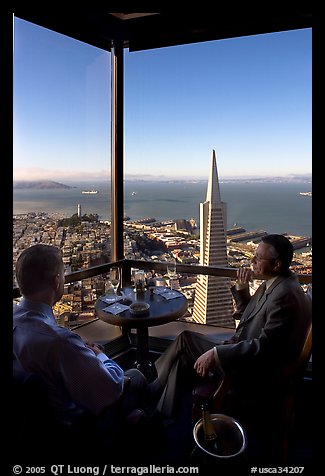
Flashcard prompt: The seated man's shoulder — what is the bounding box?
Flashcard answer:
[44,325,84,351]
[53,325,83,343]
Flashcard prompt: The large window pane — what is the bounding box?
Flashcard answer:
[13,17,111,328]
[124,30,312,327]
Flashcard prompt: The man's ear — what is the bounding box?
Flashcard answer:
[53,274,61,291]
[273,259,281,273]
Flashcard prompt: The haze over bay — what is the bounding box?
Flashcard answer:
[13,179,312,238]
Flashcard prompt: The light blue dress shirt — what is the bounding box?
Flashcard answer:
[13,298,124,425]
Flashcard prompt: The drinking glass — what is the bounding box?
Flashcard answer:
[110,267,120,308]
[167,258,177,289]
[131,267,139,292]
[134,269,146,293]
[146,271,156,296]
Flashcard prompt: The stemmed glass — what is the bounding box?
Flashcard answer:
[110,267,120,309]
[167,258,177,289]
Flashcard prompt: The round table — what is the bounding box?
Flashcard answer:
[95,286,188,381]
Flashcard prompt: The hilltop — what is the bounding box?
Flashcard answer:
[13,180,73,190]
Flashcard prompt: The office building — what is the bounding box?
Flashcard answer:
[192,150,235,327]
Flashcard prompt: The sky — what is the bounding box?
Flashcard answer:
[13,17,312,182]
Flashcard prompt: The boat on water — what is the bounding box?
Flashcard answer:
[299,192,312,196]
[131,191,137,196]
[82,190,99,195]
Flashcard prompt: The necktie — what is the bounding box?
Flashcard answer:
[256,282,266,304]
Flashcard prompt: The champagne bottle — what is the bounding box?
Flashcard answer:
[201,403,219,454]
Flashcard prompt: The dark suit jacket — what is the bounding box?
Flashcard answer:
[216,272,311,396]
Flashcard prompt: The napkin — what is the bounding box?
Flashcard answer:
[102,303,129,315]
[99,294,124,304]
[153,287,168,295]
[160,290,182,300]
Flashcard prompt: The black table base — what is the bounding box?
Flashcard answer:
[134,326,158,382]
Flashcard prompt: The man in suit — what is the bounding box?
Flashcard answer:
[149,234,312,419]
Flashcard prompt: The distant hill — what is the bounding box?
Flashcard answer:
[125,173,312,184]
[13,180,73,190]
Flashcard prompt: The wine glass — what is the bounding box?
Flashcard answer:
[167,258,177,289]
[110,267,120,308]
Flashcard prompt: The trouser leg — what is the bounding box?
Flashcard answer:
[93,369,148,449]
[119,368,148,415]
[154,330,221,418]
[155,330,218,386]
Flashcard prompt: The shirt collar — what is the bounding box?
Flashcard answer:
[18,298,57,324]
[265,276,278,290]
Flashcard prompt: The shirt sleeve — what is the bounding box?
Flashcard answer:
[235,282,249,290]
[54,334,124,416]
[213,346,224,372]
[97,352,125,382]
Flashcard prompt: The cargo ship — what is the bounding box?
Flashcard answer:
[82,190,99,195]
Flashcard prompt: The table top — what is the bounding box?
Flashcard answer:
[95,286,188,328]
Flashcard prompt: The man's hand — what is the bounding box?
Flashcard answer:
[85,341,105,356]
[237,266,253,285]
[194,349,216,378]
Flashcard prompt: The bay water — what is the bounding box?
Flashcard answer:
[13,181,312,238]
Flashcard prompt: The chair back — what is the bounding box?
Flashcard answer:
[278,318,312,391]
[13,364,67,456]
[276,319,312,463]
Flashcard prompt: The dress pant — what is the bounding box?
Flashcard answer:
[154,330,224,418]
[120,368,149,415]
[76,368,150,451]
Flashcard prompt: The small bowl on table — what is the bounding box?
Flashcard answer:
[129,302,150,316]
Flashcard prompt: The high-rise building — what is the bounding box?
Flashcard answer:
[77,204,81,218]
[192,150,235,327]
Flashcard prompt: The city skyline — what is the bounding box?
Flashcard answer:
[13,18,312,182]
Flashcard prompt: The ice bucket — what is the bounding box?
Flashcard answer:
[193,413,247,461]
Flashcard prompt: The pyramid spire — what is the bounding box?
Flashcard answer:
[206,149,221,205]
[192,149,234,328]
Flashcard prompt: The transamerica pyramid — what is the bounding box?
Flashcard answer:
[192,150,235,327]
